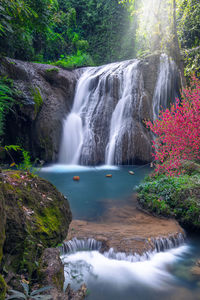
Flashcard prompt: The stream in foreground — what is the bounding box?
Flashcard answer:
[38,165,200,300]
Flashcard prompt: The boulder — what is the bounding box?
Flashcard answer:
[1,170,72,279]
[39,248,87,300]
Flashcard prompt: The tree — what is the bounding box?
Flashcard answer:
[146,76,200,176]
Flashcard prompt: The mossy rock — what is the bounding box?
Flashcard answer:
[0,191,6,264]
[1,170,72,278]
[0,275,6,300]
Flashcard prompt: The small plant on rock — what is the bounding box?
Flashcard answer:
[6,282,52,300]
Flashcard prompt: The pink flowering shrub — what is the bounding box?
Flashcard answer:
[146,76,200,176]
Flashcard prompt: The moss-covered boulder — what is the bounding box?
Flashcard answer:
[137,170,200,230]
[1,170,72,278]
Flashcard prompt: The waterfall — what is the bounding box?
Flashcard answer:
[60,233,185,259]
[152,54,180,120]
[60,238,102,255]
[105,61,141,165]
[59,54,180,165]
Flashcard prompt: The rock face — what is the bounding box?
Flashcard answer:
[1,170,72,281]
[0,190,6,300]
[39,248,65,300]
[39,248,87,300]
[0,57,78,162]
[1,54,180,165]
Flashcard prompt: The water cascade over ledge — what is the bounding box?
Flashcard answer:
[59,54,180,165]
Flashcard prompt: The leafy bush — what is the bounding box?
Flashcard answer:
[3,145,36,172]
[146,76,200,176]
[53,51,94,69]
[137,171,200,229]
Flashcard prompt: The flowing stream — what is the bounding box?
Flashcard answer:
[38,166,200,299]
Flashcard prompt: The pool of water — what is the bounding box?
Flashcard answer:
[38,164,151,220]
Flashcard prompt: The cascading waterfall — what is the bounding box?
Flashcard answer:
[105,61,141,165]
[60,233,185,259]
[152,54,180,120]
[59,54,180,165]
[60,234,187,296]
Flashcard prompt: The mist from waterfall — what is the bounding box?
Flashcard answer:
[59,55,180,165]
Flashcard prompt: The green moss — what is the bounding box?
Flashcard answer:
[45,68,59,74]
[0,275,6,300]
[31,87,43,115]
[35,206,61,238]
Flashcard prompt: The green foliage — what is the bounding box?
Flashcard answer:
[45,68,59,74]
[3,145,33,172]
[0,76,16,137]
[177,0,200,77]
[6,282,52,299]
[137,169,200,229]
[0,0,135,65]
[183,47,200,78]
[65,0,135,64]
[53,51,94,69]
[177,0,200,49]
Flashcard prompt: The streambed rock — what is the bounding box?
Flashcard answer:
[66,194,184,255]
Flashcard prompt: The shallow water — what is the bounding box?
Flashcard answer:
[38,165,200,300]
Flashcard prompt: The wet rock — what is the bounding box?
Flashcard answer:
[39,248,65,300]
[39,248,87,300]
[0,57,79,162]
[191,260,200,280]
[0,190,6,300]
[1,170,72,278]
[66,284,87,300]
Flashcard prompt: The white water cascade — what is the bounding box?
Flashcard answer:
[59,55,180,165]
[60,235,188,299]
[152,54,180,120]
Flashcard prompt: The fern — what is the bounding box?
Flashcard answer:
[6,282,52,300]
[0,76,16,137]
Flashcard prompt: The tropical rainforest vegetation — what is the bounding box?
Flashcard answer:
[0,0,199,69]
